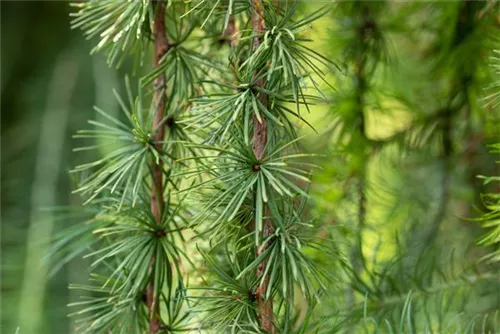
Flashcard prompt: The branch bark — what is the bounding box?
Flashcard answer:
[251,1,274,332]
[146,1,169,333]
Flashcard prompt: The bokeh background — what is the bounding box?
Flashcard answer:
[2,1,500,334]
[1,2,128,333]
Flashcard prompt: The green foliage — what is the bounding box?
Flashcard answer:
[477,143,500,263]
[190,249,262,333]
[70,0,152,67]
[69,273,149,334]
[240,5,335,102]
[485,49,500,108]
[25,1,499,334]
[179,135,313,240]
[58,1,205,332]
[176,2,334,333]
[71,80,154,207]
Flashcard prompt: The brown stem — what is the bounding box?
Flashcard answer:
[251,2,267,161]
[146,1,169,333]
[256,207,273,332]
[251,1,274,332]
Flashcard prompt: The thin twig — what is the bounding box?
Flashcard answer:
[251,1,274,332]
[146,1,169,333]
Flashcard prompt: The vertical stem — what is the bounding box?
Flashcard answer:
[352,5,370,275]
[146,1,169,333]
[251,1,274,332]
[256,205,273,333]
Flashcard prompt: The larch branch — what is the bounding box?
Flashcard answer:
[146,1,169,333]
[251,1,274,332]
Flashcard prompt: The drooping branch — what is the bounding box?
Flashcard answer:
[146,1,169,333]
[251,0,274,332]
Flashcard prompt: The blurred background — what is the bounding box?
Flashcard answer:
[1,1,499,334]
[1,2,127,333]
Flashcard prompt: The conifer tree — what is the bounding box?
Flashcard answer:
[52,1,334,333]
[41,1,500,334]
[180,1,333,332]
[62,1,211,332]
